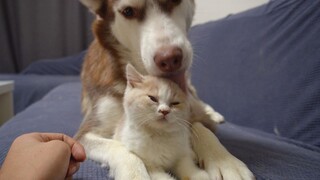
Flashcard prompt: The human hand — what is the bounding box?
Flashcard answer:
[0,133,86,180]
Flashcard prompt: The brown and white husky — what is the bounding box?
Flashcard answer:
[75,0,254,179]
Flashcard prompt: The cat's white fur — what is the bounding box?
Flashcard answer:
[113,65,209,179]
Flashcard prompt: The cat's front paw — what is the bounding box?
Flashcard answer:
[202,155,254,180]
[112,153,151,180]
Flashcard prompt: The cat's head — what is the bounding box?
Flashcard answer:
[124,64,190,132]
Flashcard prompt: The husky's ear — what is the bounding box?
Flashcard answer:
[126,64,144,88]
[80,0,103,13]
[186,0,195,29]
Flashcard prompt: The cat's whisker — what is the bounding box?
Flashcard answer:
[176,121,188,129]
[189,123,201,142]
[171,114,192,126]
[174,120,201,143]
[190,127,200,141]
[132,112,155,128]
[171,115,200,141]
[174,117,192,131]
[182,120,192,126]
[137,117,150,127]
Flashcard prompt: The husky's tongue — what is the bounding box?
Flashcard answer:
[164,72,187,92]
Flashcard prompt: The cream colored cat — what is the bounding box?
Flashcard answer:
[113,64,209,180]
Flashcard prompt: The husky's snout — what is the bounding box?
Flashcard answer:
[141,14,192,78]
[154,46,182,73]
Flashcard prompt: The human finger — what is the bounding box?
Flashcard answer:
[66,160,81,177]
[37,133,86,162]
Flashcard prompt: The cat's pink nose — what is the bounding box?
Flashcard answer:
[159,109,170,116]
[154,46,182,72]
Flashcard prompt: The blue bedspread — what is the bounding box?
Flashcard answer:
[0,74,79,114]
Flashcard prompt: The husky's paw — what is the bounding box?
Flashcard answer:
[187,170,210,180]
[100,163,108,168]
[201,156,255,180]
[205,104,225,124]
[191,122,254,180]
[150,172,176,180]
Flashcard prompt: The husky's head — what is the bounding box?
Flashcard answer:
[81,0,195,90]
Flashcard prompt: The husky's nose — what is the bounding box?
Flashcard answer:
[154,46,182,72]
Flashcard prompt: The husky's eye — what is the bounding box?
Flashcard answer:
[121,7,135,18]
[148,95,158,103]
[170,102,180,106]
[171,0,181,4]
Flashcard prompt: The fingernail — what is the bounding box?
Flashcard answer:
[69,163,80,175]
[72,143,86,161]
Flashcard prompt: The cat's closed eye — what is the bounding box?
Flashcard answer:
[170,102,180,106]
[148,95,158,103]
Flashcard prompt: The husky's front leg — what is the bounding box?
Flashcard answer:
[203,103,225,124]
[191,123,255,180]
[81,133,150,180]
[188,84,225,124]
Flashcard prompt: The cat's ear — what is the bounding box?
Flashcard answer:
[126,64,144,88]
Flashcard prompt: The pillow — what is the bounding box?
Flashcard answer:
[21,51,86,75]
[189,0,320,146]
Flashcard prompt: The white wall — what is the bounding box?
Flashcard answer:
[193,0,269,25]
